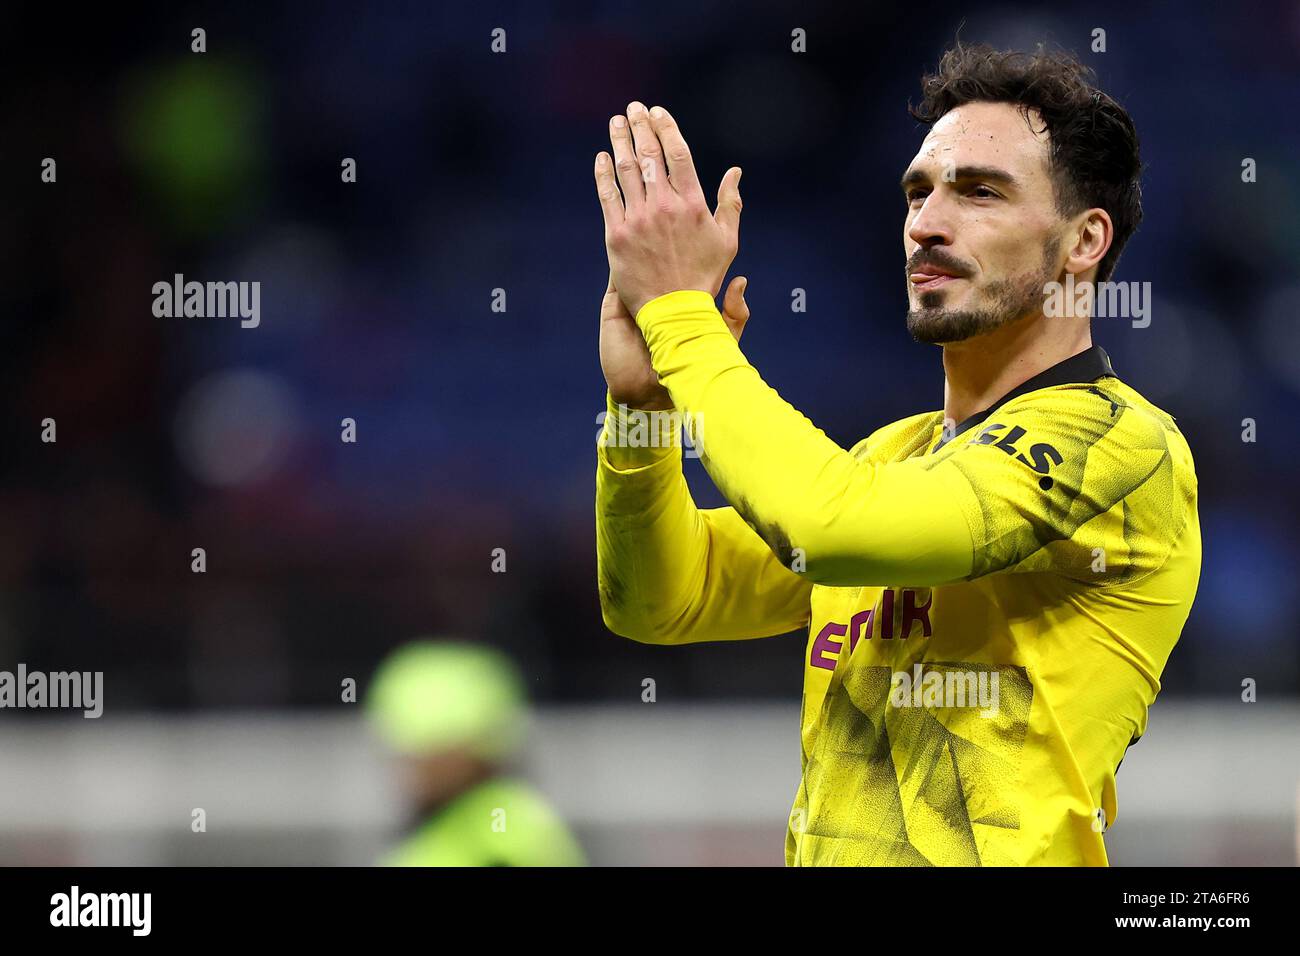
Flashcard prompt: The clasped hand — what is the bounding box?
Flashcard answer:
[594,102,743,318]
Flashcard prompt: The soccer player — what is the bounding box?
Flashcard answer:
[592,44,1200,866]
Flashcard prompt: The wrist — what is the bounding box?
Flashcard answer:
[633,288,718,324]
[606,389,674,413]
[599,391,682,469]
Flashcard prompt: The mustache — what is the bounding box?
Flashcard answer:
[906,249,973,278]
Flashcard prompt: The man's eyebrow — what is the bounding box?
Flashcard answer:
[900,165,1020,191]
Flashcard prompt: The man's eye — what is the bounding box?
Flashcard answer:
[969,185,999,199]
[906,190,928,203]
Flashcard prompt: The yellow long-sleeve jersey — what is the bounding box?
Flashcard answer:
[596,290,1200,867]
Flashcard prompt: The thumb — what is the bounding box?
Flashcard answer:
[714,166,743,241]
[721,275,750,341]
[601,270,630,323]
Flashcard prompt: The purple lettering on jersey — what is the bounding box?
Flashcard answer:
[848,608,874,653]
[900,588,933,638]
[879,589,896,639]
[810,621,847,670]
[812,589,936,671]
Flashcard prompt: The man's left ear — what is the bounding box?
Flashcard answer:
[1064,208,1113,278]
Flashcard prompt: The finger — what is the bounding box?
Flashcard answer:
[627,101,668,199]
[594,152,625,227]
[721,276,750,342]
[609,114,644,209]
[648,106,703,201]
[714,166,743,241]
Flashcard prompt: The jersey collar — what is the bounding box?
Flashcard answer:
[932,345,1116,453]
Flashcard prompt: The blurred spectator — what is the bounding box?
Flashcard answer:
[366,640,585,866]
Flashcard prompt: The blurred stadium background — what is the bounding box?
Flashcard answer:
[1,1,1297,864]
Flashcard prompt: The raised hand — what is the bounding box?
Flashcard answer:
[594,102,743,318]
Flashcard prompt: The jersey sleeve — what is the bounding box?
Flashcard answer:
[595,391,814,644]
[634,290,1189,588]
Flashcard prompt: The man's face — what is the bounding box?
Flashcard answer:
[901,100,1066,345]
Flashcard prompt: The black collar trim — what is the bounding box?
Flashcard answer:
[932,345,1116,452]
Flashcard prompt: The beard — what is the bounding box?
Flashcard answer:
[906,237,1061,345]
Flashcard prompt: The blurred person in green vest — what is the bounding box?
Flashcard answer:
[366,640,586,866]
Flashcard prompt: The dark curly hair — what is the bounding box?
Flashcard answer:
[910,42,1142,283]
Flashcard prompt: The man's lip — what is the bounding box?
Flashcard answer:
[910,271,963,284]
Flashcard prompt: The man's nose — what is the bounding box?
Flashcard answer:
[907,193,955,248]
